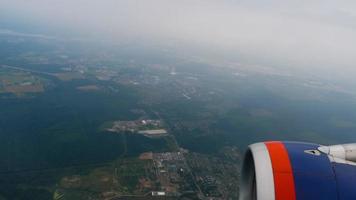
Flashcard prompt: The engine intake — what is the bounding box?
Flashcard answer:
[239,141,356,200]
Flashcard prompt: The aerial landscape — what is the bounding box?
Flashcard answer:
[1,0,356,200]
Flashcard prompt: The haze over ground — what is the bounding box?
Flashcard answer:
[1,0,356,84]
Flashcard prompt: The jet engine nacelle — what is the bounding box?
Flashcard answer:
[239,141,356,200]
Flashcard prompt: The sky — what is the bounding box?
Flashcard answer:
[1,0,356,81]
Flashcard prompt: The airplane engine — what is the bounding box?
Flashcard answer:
[239,141,356,200]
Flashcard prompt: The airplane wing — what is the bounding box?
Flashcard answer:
[240,141,356,200]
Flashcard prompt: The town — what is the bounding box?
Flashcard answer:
[106,119,168,138]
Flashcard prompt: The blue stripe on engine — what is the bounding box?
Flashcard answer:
[283,142,338,200]
[333,162,356,200]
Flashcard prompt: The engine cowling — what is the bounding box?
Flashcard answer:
[239,141,356,200]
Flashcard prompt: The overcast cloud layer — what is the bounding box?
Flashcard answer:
[1,0,356,79]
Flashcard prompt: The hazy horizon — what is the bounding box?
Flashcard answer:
[2,0,356,84]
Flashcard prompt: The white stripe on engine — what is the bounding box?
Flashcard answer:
[250,143,275,200]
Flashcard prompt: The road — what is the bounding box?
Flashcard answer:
[151,109,206,199]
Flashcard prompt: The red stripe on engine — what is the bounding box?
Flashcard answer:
[265,141,296,200]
